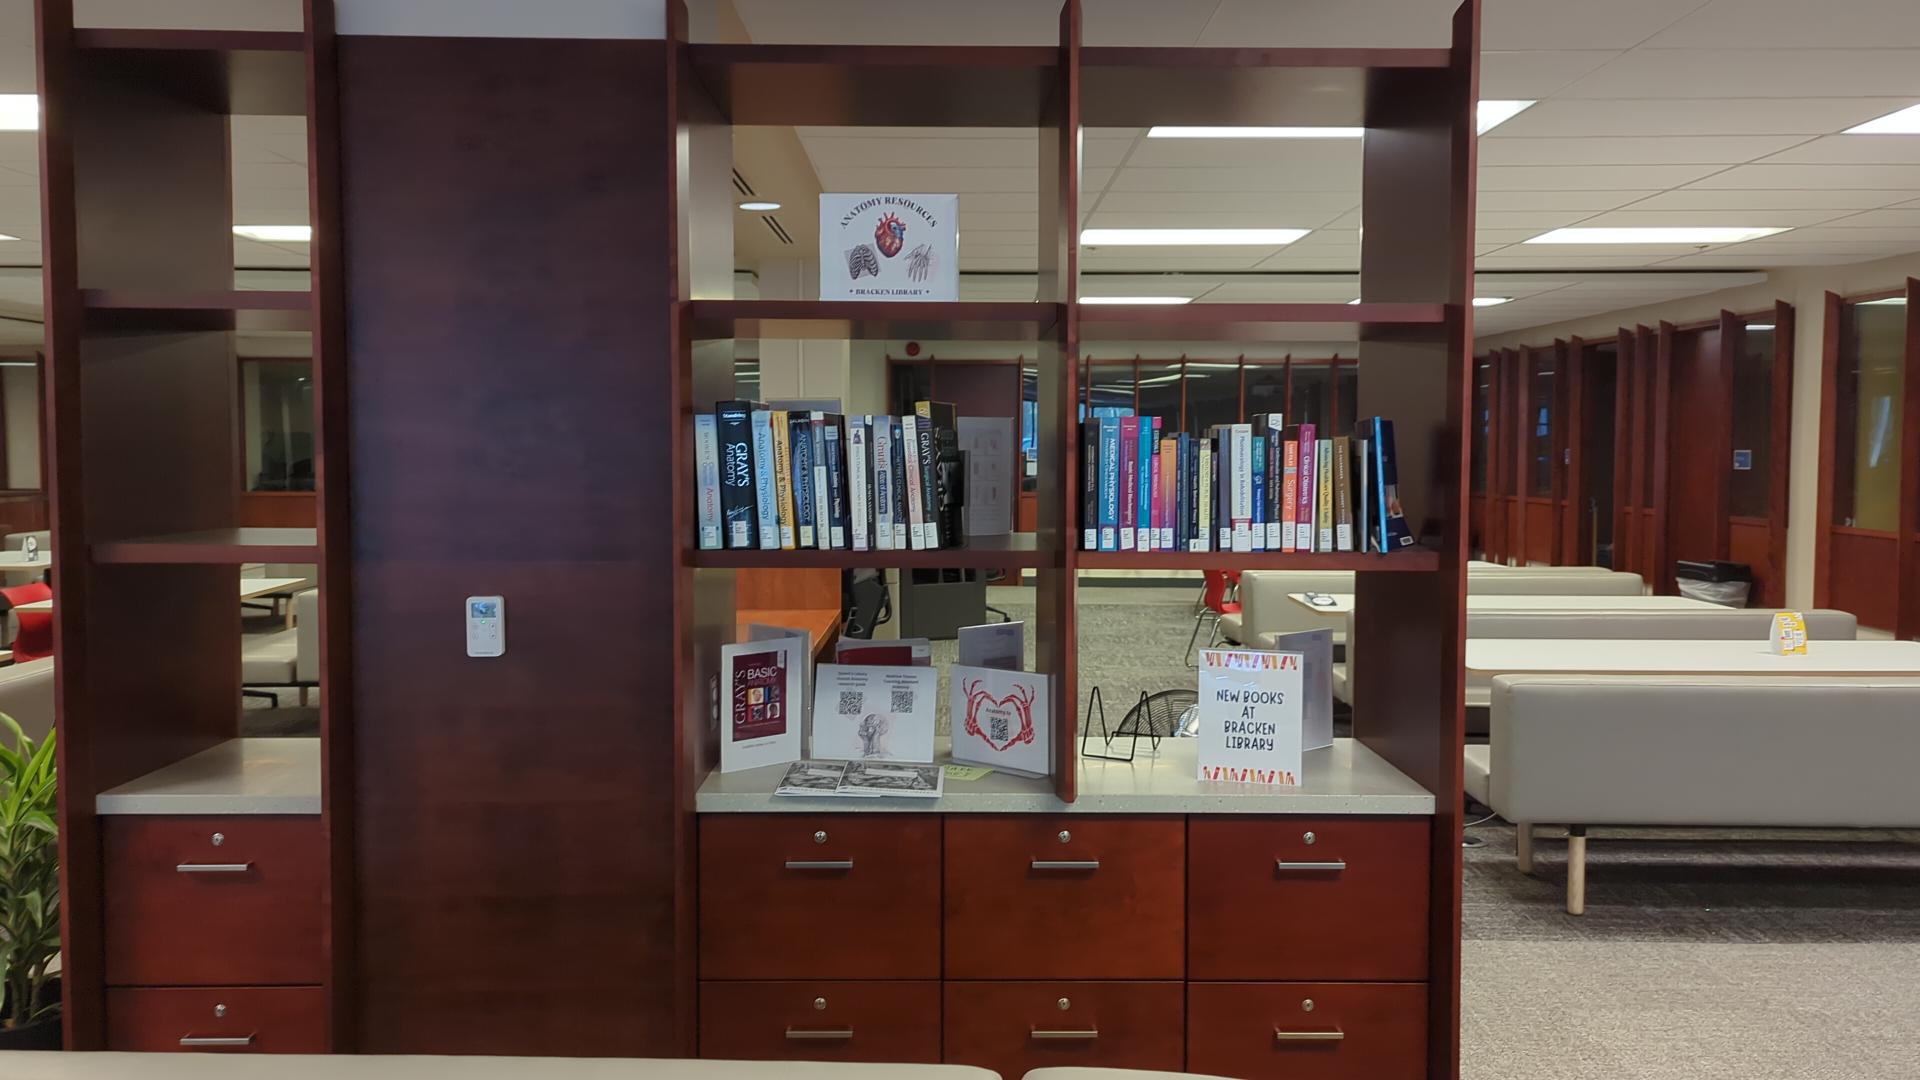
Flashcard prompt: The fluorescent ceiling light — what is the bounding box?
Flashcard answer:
[1846,103,1920,135]
[0,233,17,242]
[0,94,36,132]
[1524,226,1788,245]
[1081,228,1308,246]
[1477,100,1535,135]
[233,225,312,243]
[1746,323,1776,331]
[737,201,781,212]
[1148,126,1363,139]
[0,361,36,368]
[1473,297,1511,307]
[1860,297,1908,306]
[1080,296,1193,305]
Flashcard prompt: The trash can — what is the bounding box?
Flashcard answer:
[1675,559,1753,608]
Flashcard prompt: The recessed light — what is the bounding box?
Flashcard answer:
[1148,126,1363,139]
[1845,103,1920,135]
[233,225,312,242]
[1473,297,1511,307]
[1081,228,1309,246]
[738,201,781,212]
[1080,296,1193,305]
[0,94,36,132]
[1477,100,1535,135]
[1523,227,1788,245]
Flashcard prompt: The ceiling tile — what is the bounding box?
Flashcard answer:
[1623,188,1915,211]
[1479,50,1621,98]
[1477,135,1803,167]
[1090,192,1360,218]
[802,135,1038,170]
[1559,49,1920,99]
[1488,97,1904,138]
[1476,190,1659,212]
[1479,164,1727,190]
[1758,136,1920,166]
[1686,163,1920,188]
[1481,0,1708,50]
[1108,164,1360,193]
[1644,0,1920,49]
[1572,208,1857,228]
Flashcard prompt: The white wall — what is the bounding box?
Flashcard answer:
[1476,250,1920,611]
[2,364,37,489]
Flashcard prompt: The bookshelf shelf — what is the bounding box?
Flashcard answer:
[92,528,321,564]
[1081,47,1450,128]
[1078,302,1447,343]
[689,44,1059,127]
[1075,548,1440,572]
[689,532,1043,571]
[81,289,312,331]
[71,29,309,115]
[686,299,1061,342]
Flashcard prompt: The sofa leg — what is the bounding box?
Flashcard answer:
[299,686,310,707]
[1566,826,1587,916]
[1515,822,1534,875]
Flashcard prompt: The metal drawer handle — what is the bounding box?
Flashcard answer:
[785,1028,854,1041]
[1273,859,1346,872]
[1030,859,1100,871]
[176,863,254,874]
[179,1035,256,1047]
[1031,1029,1099,1040]
[1275,1028,1345,1042]
[783,859,854,871]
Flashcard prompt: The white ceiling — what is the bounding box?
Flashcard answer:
[3,0,1920,347]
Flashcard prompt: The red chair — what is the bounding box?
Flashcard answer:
[0,582,52,663]
[1185,569,1241,665]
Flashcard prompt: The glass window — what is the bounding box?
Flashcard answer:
[1020,363,1038,487]
[1471,359,1491,494]
[1245,362,1287,424]
[734,348,760,401]
[1834,298,1907,530]
[1085,361,1136,420]
[1336,361,1359,437]
[241,359,315,492]
[891,360,932,416]
[1530,354,1555,496]
[1729,323,1774,518]
[1291,363,1332,430]
[1183,361,1240,435]
[0,358,42,491]
[1134,362,1180,428]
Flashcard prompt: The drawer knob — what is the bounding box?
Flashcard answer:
[813,997,827,1011]
[1276,1029,1345,1043]
[1056,998,1070,1011]
[784,859,854,871]
[1057,830,1071,844]
[176,862,254,874]
[813,830,827,845]
[786,1028,853,1041]
[1032,1029,1099,1041]
[179,1035,255,1048]
[1031,859,1100,872]
[1303,831,1316,845]
[1274,859,1346,873]
[213,1004,227,1019]
[211,832,226,847]
[1302,999,1315,1012]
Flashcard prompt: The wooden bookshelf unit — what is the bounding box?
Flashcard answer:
[36,0,1475,1075]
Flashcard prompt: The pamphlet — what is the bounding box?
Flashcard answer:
[1267,629,1334,751]
[748,622,814,723]
[773,759,943,799]
[1196,648,1305,786]
[948,664,1051,778]
[775,761,871,797]
[718,637,806,774]
[956,620,1024,671]
[836,637,933,666]
[1771,611,1808,655]
[810,663,939,763]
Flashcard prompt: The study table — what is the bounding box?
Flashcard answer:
[14,575,310,613]
[1466,637,1920,677]
[1288,591,1719,618]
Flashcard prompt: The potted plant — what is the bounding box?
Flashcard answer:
[0,713,59,1050]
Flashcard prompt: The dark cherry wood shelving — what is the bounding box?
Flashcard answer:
[81,288,313,331]
[92,527,320,564]
[1078,302,1447,342]
[685,299,1061,342]
[1082,47,1449,128]
[1075,548,1440,572]
[689,43,1058,127]
[71,28,308,115]
[74,28,307,52]
[689,532,1043,570]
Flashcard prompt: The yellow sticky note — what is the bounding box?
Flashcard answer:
[943,764,994,782]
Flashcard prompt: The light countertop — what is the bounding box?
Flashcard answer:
[95,737,321,816]
[1466,637,1920,676]
[697,736,1434,815]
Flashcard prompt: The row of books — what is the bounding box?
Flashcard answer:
[695,399,963,551]
[1080,414,1414,554]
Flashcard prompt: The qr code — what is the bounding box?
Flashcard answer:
[990,713,1010,742]
[837,690,865,716]
[890,688,916,712]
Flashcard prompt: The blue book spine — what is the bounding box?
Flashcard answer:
[750,409,779,549]
[789,414,816,548]
[1250,435,1266,552]
[1182,433,1199,552]
[1097,417,1120,551]
[1136,418,1154,551]
[822,415,848,549]
[1374,417,1414,550]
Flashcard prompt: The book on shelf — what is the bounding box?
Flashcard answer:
[1070,412,1413,557]
[690,402,972,553]
[693,413,722,551]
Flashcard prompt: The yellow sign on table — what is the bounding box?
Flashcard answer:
[1771,611,1808,655]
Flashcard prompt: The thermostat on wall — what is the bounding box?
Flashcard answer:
[466,596,506,658]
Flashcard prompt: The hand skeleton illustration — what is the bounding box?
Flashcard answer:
[960,679,1037,752]
[906,244,934,283]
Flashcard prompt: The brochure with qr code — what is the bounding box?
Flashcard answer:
[947,664,1051,778]
[718,637,805,774]
[809,664,938,764]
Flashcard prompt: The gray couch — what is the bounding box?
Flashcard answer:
[1467,674,1920,914]
[242,588,319,705]
[0,656,53,743]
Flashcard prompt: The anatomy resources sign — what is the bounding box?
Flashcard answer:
[820,193,959,302]
[1197,648,1305,786]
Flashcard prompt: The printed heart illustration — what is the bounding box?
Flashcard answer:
[961,679,1036,752]
[874,212,906,258]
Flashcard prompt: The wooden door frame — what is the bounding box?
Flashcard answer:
[1764,301,1794,607]
[1815,291,1843,607]
[1559,337,1584,566]
[1611,327,1633,575]
[1900,278,1920,639]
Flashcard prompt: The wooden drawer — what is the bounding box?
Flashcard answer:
[699,980,940,1063]
[699,815,940,979]
[1187,982,1427,1080]
[944,816,1183,979]
[103,816,325,987]
[106,986,327,1053]
[944,981,1182,1079]
[1188,816,1429,981]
